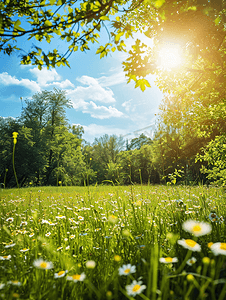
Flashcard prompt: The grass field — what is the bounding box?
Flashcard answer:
[0,185,226,300]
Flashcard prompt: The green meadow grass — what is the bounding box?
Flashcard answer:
[0,185,226,300]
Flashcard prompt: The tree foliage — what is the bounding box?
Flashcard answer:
[0,0,141,69]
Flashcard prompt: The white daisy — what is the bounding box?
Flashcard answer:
[8,280,21,286]
[0,255,11,260]
[6,217,14,222]
[33,258,53,270]
[20,248,29,252]
[182,220,212,237]
[118,264,136,276]
[126,280,146,296]
[67,273,86,282]
[159,257,178,264]
[186,257,197,266]
[5,243,16,248]
[210,242,226,256]
[177,239,201,252]
[54,270,68,278]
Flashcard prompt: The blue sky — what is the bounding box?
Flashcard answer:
[0,30,163,143]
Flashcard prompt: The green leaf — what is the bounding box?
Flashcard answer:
[44,20,52,27]
[115,32,124,42]
[100,16,110,21]
[14,20,25,32]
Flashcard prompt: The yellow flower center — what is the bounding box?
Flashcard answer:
[58,271,65,276]
[72,274,81,280]
[132,284,141,292]
[165,257,173,262]
[192,225,201,232]
[3,256,8,259]
[220,243,226,250]
[185,239,197,247]
[124,268,130,274]
[40,262,47,268]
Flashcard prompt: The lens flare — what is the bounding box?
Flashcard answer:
[158,43,183,70]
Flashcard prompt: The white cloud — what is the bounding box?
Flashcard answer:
[83,101,124,119]
[72,75,116,104]
[122,99,136,113]
[0,72,40,92]
[97,71,126,87]
[29,67,74,89]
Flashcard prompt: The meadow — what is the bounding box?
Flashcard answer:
[0,185,226,300]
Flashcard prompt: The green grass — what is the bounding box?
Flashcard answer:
[0,185,226,300]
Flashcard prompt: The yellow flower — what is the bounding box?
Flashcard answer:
[114,255,121,262]
[12,132,18,144]
[187,274,195,282]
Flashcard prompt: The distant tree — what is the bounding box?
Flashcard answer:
[127,133,152,150]
[90,134,125,183]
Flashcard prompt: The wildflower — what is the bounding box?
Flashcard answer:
[187,257,197,266]
[54,270,68,278]
[56,215,66,219]
[78,216,84,221]
[202,257,210,265]
[6,217,14,222]
[57,247,63,251]
[12,132,18,144]
[20,248,29,252]
[5,243,16,248]
[45,232,51,237]
[33,258,53,270]
[8,280,21,286]
[177,239,201,252]
[209,212,220,222]
[85,260,96,269]
[0,255,11,260]
[187,274,195,282]
[70,235,75,239]
[159,257,178,264]
[0,283,5,289]
[29,233,35,238]
[20,221,27,226]
[108,215,118,224]
[118,264,136,276]
[67,273,86,282]
[210,242,226,256]
[126,280,146,297]
[208,242,213,248]
[114,255,121,262]
[65,245,70,250]
[182,220,212,237]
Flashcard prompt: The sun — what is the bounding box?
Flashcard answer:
[157,43,183,70]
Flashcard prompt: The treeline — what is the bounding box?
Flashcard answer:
[1,87,225,188]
